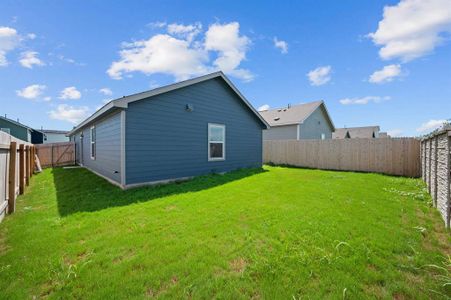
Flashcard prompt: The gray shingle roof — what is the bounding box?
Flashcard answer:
[333,126,381,139]
[40,129,69,134]
[258,101,329,127]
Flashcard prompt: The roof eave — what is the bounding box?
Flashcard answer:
[67,71,269,135]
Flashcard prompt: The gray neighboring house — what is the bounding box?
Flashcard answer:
[41,129,70,143]
[67,71,269,189]
[333,126,384,139]
[259,101,335,140]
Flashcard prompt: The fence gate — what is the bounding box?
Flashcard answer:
[35,142,75,168]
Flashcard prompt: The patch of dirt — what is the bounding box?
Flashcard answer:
[145,276,179,298]
[229,257,247,274]
[146,288,155,298]
[165,205,177,211]
[113,249,135,264]
[363,284,388,299]
[393,292,407,300]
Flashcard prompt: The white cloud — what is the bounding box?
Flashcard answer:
[273,37,288,54]
[258,104,270,111]
[16,84,46,99]
[107,34,208,81]
[99,87,113,96]
[48,104,89,124]
[53,54,86,66]
[416,119,447,132]
[148,21,167,29]
[387,129,403,137]
[43,96,51,102]
[167,22,202,42]
[369,64,402,83]
[19,51,45,68]
[339,96,390,105]
[59,86,81,100]
[307,66,332,86]
[108,21,253,82]
[0,27,20,66]
[369,0,451,61]
[27,33,36,40]
[205,22,253,81]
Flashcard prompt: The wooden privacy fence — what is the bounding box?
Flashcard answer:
[263,138,421,177]
[35,142,75,168]
[0,131,35,222]
[421,129,451,228]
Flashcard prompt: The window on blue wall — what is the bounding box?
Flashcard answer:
[208,123,225,161]
[90,126,96,159]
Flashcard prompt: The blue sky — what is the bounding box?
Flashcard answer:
[1,0,450,136]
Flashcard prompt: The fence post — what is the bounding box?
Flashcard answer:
[32,146,35,174]
[30,146,34,178]
[25,145,30,186]
[8,142,17,213]
[19,144,24,194]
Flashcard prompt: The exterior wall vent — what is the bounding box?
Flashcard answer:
[185,104,194,112]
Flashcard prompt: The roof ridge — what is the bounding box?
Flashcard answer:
[263,100,323,112]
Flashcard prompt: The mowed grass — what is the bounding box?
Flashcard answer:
[0,166,449,299]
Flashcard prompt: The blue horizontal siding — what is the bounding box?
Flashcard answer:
[72,112,122,183]
[126,77,263,185]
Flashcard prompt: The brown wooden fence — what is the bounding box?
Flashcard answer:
[0,131,35,222]
[35,142,75,168]
[421,129,450,228]
[263,138,421,177]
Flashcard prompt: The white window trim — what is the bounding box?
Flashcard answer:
[90,125,96,160]
[208,123,225,161]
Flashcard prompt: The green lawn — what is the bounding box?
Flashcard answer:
[0,166,449,299]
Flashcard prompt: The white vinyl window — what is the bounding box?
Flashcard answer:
[208,123,225,161]
[321,133,326,140]
[90,126,96,160]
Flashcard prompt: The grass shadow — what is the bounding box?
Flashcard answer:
[52,167,266,217]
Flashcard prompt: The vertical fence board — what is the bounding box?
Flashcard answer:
[263,138,421,177]
[35,142,75,168]
[8,142,17,213]
[0,131,33,222]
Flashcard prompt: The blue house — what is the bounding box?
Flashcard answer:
[0,115,34,142]
[67,72,269,189]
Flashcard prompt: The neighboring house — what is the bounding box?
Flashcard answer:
[67,71,269,189]
[31,129,70,144]
[0,115,33,142]
[259,101,335,140]
[379,132,390,138]
[333,126,382,139]
[41,129,70,143]
[31,129,46,144]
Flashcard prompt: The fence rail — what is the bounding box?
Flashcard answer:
[0,131,34,223]
[421,130,451,227]
[263,138,421,177]
[35,142,75,168]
